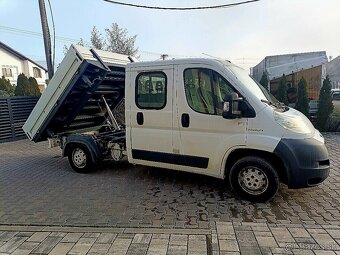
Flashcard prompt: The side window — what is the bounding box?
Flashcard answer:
[33,67,42,78]
[213,71,235,115]
[184,68,215,114]
[136,72,166,109]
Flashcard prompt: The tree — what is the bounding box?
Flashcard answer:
[64,22,138,57]
[295,77,309,117]
[317,76,334,131]
[105,22,138,56]
[64,38,88,55]
[15,74,41,96]
[0,76,15,96]
[77,38,86,47]
[28,77,41,96]
[0,90,10,97]
[259,72,269,91]
[15,73,30,96]
[276,74,289,105]
[91,26,105,50]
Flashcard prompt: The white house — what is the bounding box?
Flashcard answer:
[326,56,340,89]
[0,41,48,93]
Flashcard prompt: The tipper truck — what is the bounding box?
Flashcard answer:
[23,45,330,202]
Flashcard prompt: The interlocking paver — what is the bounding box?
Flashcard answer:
[0,135,340,253]
[0,237,27,253]
[166,245,187,255]
[219,239,239,251]
[68,237,96,255]
[188,235,207,255]
[87,243,111,255]
[95,233,117,244]
[271,227,295,243]
[255,236,278,248]
[146,237,168,255]
[108,237,132,255]
[289,228,312,238]
[27,232,50,242]
[132,234,152,244]
[126,243,148,255]
[61,233,83,243]
[31,236,62,254]
[169,234,187,246]
[0,232,17,242]
[311,233,340,250]
[0,134,339,228]
[48,242,74,255]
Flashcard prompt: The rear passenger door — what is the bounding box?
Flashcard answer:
[129,65,174,161]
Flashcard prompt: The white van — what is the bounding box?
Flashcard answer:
[23,45,330,202]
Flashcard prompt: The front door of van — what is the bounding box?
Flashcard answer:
[129,65,174,161]
[174,65,247,176]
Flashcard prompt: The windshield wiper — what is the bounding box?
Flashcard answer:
[261,99,274,106]
[261,99,289,111]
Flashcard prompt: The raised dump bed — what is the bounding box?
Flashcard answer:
[23,45,132,142]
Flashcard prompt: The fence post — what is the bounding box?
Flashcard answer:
[7,97,16,139]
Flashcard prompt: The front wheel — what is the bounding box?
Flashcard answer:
[68,145,94,173]
[229,156,279,202]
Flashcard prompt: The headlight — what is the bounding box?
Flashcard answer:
[274,112,311,133]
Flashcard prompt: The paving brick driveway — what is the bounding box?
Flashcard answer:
[0,134,339,229]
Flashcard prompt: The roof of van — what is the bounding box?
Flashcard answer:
[128,58,236,68]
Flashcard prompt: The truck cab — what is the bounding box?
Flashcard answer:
[23,45,330,202]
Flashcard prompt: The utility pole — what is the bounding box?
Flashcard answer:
[38,0,54,79]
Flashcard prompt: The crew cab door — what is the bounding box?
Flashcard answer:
[127,65,174,163]
[173,64,247,176]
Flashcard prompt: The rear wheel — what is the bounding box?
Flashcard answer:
[229,156,279,202]
[68,145,94,173]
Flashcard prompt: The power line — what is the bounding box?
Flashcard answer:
[0,25,87,44]
[103,0,260,10]
[0,25,197,58]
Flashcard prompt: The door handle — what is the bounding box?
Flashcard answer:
[181,113,190,128]
[137,112,144,125]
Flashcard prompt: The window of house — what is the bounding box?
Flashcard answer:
[184,68,235,115]
[33,67,42,78]
[2,68,12,77]
[136,72,167,109]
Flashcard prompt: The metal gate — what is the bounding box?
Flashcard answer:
[0,96,39,143]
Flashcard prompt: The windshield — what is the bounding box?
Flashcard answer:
[227,65,284,109]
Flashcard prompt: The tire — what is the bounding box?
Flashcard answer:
[229,156,279,202]
[68,144,95,173]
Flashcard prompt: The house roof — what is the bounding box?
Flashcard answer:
[253,51,328,80]
[0,41,48,72]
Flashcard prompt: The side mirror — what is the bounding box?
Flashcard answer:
[222,92,243,119]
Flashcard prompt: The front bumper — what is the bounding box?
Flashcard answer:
[273,136,330,189]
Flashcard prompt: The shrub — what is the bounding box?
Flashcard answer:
[295,77,309,117]
[276,74,288,105]
[317,76,334,131]
[259,72,269,91]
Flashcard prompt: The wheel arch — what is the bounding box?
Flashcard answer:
[63,135,101,163]
[222,148,288,184]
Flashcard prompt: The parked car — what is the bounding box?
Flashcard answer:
[331,89,340,100]
[309,100,319,119]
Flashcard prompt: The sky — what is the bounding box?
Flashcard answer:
[0,0,340,72]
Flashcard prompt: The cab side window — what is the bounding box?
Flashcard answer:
[184,68,235,115]
[136,72,166,109]
[213,71,235,115]
[184,69,215,114]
